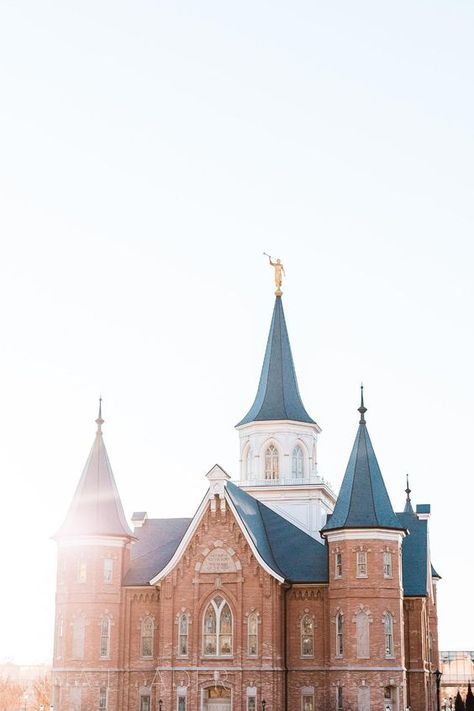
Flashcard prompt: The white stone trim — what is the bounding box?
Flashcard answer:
[324,529,405,543]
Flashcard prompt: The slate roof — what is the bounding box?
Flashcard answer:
[237,297,316,426]
[56,418,133,539]
[397,511,430,596]
[124,518,192,585]
[322,415,404,533]
[226,481,328,582]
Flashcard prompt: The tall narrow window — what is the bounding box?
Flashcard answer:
[77,560,87,583]
[140,616,154,658]
[72,615,85,659]
[99,687,107,711]
[292,446,304,478]
[383,551,392,578]
[336,613,344,657]
[55,617,64,659]
[69,687,81,711]
[100,617,111,658]
[335,552,342,578]
[178,613,188,656]
[177,693,186,711]
[301,615,314,657]
[384,612,394,657]
[203,596,233,656]
[103,558,113,583]
[336,686,343,711]
[247,697,256,711]
[264,444,279,480]
[140,695,150,711]
[358,686,370,711]
[248,613,258,656]
[356,610,369,658]
[302,695,314,711]
[356,551,368,577]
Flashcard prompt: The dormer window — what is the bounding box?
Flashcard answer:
[292,446,304,478]
[264,445,279,480]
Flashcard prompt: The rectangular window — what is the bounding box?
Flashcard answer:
[140,696,150,711]
[336,686,343,711]
[356,551,368,578]
[100,619,110,658]
[383,551,392,577]
[335,552,342,578]
[177,695,186,711]
[99,687,107,711]
[302,695,314,711]
[69,687,81,711]
[77,560,87,583]
[247,697,256,711]
[104,558,113,583]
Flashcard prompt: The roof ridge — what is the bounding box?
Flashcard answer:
[256,499,287,579]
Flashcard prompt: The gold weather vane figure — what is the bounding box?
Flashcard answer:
[263,253,286,296]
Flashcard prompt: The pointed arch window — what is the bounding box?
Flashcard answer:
[72,614,85,659]
[336,612,344,657]
[140,616,154,658]
[292,446,304,478]
[384,612,394,657]
[203,596,233,656]
[264,444,279,480]
[356,610,370,658]
[178,613,188,656]
[301,614,314,657]
[100,617,111,658]
[247,612,258,656]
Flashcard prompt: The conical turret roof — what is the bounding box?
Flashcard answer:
[322,392,404,533]
[56,406,133,538]
[237,296,316,426]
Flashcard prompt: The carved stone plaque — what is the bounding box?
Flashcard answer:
[201,548,236,573]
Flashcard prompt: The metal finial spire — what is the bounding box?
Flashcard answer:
[358,383,367,424]
[405,473,411,503]
[96,396,104,433]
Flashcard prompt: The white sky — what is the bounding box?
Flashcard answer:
[0,1,473,663]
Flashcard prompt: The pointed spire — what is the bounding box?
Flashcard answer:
[236,297,316,426]
[55,406,133,539]
[322,394,404,533]
[358,383,367,424]
[404,473,414,514]
[96,396,104,434]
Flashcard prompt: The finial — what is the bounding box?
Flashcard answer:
[358,383,367,424]
[405,473,411,503]
[263,252,285,297]
[96,396,104,433]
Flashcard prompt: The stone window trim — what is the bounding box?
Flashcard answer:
[175,609,191,657]
[353,606,372,660]
[334,550,343,579]
[244,609,261,658]
[382,610,396,658]
[333,609,344,658]
[291,442,306,479]
[139,614,155,659]
[298,609,316,659]
[301,687,315,711]
[356,549,368,578]
[383,549,393,578]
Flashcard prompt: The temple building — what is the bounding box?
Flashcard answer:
[52,287,441,711]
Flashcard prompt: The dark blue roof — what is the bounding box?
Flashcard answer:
[397,511,430,596]
[322,420,404,533]
[237,297,316,426]
[226,481,328,582]
[124,518,192,585]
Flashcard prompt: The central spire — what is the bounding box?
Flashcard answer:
[237,296,316,426]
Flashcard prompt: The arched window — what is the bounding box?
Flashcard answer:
[292,446,304,478]
[246,447,253,479]
[140,616,154,658]
[247,612,258,656]
[384,612,394,657]
[100,617,111,658]
[72,614,85,659]
[178,613,188,656]
[55,617,64,659]
[336,612,344,657]
[301,614,314,657]
[356,610,369,658]
[264,444,279,480]
[203,596,233,656]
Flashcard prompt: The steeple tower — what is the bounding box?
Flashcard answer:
[236,294,335,539]
[56,401,132,539]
